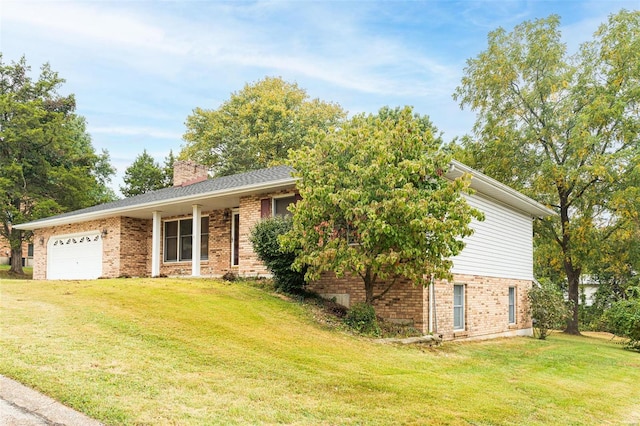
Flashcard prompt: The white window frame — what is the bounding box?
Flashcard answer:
[508,287,516,324]
[453,284,465,331]
[231,209,240,267]
[272,193,298,217]
[164,216,209,263]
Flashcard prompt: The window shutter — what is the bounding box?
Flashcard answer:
[261,198,272,218]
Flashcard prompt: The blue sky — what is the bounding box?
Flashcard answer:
[2,0,637,194]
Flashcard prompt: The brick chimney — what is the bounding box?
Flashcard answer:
[173,160,209,187]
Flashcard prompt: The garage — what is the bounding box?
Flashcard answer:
[47,232,103,280]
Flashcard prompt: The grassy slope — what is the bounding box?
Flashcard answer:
[0,264,33,280]
[1,278,638,425]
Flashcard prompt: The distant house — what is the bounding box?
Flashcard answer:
[579,275,599,307]
[16,160,554,341]
[0,237,33,267]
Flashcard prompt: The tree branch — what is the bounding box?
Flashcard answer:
[371,275,398,303]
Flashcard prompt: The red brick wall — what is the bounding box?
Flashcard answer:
[32,217,121,279]
[308,272,533,340]
[173,161,208,186]
[237,194,267,275]
[236,190,296,276]
[0,235,31,265]
[309,273,427,330]
[431,275,532,340]
[119,217,151,277]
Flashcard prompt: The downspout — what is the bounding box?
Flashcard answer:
[428,275,436,334]
[432,276,438,334]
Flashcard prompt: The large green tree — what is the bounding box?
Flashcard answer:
[180,76,346,176]
[453,10,639,333]
[282,106,482,304]
[120,149,174,197]
[0,55,115,274]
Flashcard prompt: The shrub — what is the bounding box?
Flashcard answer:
[250,216,306,294]
[222,271,238,282]
[603,298,640,351]
[344,302,380,336]
[528,280,570,340]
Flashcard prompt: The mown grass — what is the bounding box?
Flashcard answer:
[0,264,33,279]
[1,277,638,425]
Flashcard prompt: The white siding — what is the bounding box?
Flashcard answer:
[452,194,533,280]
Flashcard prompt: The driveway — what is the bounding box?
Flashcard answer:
[0,375,103,426]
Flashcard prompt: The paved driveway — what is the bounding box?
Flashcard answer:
[0,375,102,426]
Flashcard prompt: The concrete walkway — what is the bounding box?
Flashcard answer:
[0,375,103,426]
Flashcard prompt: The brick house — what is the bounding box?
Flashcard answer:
[0,237,33,267]
[15,160,554,341]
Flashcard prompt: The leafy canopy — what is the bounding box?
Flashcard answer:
[453,10,640,333]
[282,106,482,304]
[0,55,115,273]
[120,149,174,197]
[180,76,345,176]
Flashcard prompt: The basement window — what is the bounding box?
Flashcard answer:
[453,284,465,331]
[508,287,516,324]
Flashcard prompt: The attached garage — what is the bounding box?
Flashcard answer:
[47,232,103,280]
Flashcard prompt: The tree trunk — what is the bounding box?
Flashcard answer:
[8,227,24,275]
[364,268,374,305]
[564,266,580,334]
[559,193,581,335]
[10,246,24,275]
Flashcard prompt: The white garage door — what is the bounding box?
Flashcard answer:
[47,232,103,280]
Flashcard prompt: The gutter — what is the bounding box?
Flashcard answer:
[448,160,556,219]
[14,177,298,230]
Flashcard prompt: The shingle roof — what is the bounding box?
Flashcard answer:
[19,165,296,227]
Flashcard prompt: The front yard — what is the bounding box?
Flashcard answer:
[1,277,638,425]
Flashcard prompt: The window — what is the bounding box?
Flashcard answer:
[27,243,34,257]
[231,211,239,266]
[453,284,465,330]
[273,195,298,217]
[508,287,516,324]
[164,217,209,262]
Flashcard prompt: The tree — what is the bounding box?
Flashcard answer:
[180,76,346,176]
[120,149,173,197]
[453,10,640,334]
[163,149,175,187]
[281,106,482,304]
[0,55,116,274]
[528,279,570,340]
[603,298,640,351]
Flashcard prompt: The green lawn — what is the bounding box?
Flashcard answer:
[0,264,33,279]
[1,277,638,425]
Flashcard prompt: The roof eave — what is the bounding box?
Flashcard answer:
[447,160,556,218]
[14,177,298,230]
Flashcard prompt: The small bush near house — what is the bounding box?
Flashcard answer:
[250,216,306,294]
[222,271,238,282]
[603,298,640,351]
[344,302,380,336]
[529,279,570,340]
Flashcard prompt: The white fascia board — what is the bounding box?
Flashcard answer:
[15,177,298,230]
[447,160,556,218]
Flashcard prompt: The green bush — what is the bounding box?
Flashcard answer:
[603,298,640,351]
[344,302,380,336]
[528,280,570,340]
[250,216,306,294]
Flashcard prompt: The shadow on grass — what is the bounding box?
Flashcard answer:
[0,265,33,280]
